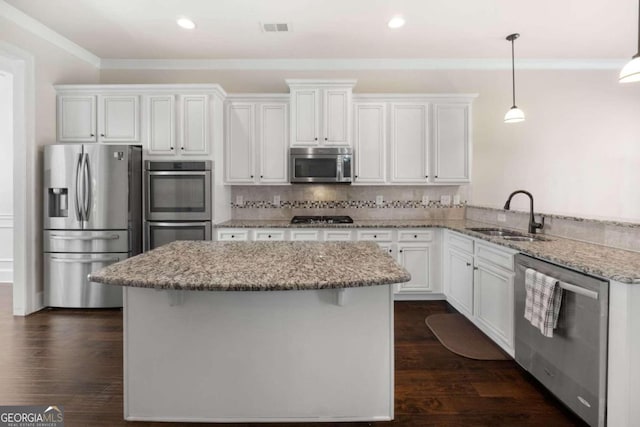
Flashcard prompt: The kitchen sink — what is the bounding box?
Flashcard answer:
[466,227,549,242]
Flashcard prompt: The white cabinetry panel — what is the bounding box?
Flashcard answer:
[353,103,386,184]
[433,104,469,183]
[474,260,514,350]
[445,248,474,317]
[225,103,255,183]
[100,95,140,142]
[291,89,320,146]
[57,95,97,142]
[390,103,429,184]
[323,89,350,145]
[180,95,208,155]
[146,95,175,154]
[397,243,432,292]
[259,103,288,183]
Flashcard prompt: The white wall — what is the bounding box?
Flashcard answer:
[101,68,640,222]
[0,14,100,311]
[0,72,12,282]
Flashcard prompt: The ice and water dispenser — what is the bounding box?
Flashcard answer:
[48,188,68,217]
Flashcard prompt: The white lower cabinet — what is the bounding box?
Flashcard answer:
[443,230,516,355]
[444,247,474,317]
[216,229,250,241]
[323,229,353,241]
[397,243,433,293]
[289,229,320,241]
[473,258,514,352]
[254,230,286,241]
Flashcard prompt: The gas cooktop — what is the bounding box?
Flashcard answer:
[290,216,354,224]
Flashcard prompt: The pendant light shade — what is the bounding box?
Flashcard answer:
[620,0,640,83]
[504,33,525,123]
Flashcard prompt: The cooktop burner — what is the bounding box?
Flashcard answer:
[290,216,354,224]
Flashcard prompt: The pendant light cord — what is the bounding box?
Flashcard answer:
[511,38,516,107]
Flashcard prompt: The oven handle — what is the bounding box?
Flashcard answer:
[147,171,208,176]
[150,222,210,227]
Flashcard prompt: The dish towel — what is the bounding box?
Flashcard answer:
[524,268,563,338]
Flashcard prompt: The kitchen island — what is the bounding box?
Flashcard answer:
[89,240,410,423]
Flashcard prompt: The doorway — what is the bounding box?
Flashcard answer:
[0,71,13,305]
[0,42,36,316]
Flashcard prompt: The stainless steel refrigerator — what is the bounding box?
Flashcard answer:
[43,144,142,308]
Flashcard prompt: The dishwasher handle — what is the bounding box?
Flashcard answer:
[559,282,599,300]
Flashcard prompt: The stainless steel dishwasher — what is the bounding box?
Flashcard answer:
[514,254,608,427]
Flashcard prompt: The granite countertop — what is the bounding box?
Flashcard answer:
[216,219,640,284]
[89,241,411,291]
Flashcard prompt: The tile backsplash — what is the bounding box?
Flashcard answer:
[466,205,640,253]
[230,185,468,221]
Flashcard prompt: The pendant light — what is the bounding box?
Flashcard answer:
[504,33,525,123]
[619,0,640,82]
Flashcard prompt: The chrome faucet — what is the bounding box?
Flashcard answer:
[503,190,545,234]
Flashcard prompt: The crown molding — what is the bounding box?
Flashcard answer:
[0,0,100,68]
[100,58,627,71]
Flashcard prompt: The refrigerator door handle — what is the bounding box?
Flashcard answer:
[50,256,121,264]
[82,153,91,221]
[50,234,120,241]
[75,153,84,221]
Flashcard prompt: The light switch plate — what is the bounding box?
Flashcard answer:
[273,195,281,207]
[497,213,507,222]
[421,195,429,206]
[235,195,244,206]
[440,195,451,206]
[376,195,384,206]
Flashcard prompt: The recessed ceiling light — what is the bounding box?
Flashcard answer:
[177,17,196,30]
[387,15,405,29]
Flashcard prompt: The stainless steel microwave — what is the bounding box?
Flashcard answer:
[289,147,353,183]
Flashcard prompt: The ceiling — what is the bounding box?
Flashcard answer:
[4,0,638,60]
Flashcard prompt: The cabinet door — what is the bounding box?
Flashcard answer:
[323,89,350,145]
[57,95,97,142]
[145,95,175,155]
[397,243,432,292]
[353,103,386,184]
[290,229,320,241]
[290,88,320,146]
[225,103,255,183]
[258,103,288,183]
[390,103,429,184]
[180,95,208,155]
[433,104,470,183]
[99,95,140,142]
[445,248,474,317]
[474,260,514,350]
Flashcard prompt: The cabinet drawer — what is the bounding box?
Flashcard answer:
[323,230,353,241]
[447,231,474,254]
[398,229,433,242]
[216,229,250,241]
[290,229,320,241]
[254,230,286,241]
[475,242,515,271]
[356,229,393,241]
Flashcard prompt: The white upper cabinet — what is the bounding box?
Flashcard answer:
[179,95,209,155]
[146,95,175,154]
[390,102,429,184]
[226,102,255,183]
[353,102,386,184]
[433,103,470,183]
[287,80,356,147]
[58,94,140,143]
[258,103,289,183]
[225,98,289,185]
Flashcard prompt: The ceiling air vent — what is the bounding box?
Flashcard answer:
[261,22,290,32]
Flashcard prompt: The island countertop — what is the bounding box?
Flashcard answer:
[89,240,411,291]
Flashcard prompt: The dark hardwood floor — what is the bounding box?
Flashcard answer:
[0,285,585,426]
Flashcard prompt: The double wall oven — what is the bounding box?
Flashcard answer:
[144,161,212,250]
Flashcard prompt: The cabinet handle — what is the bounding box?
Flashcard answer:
[100,133,105,137]
[324,137,328,141]
[315,137,318,141]
[435,175,439,178]
[231,235,235,238]
[355,175,358,178]
[399,249,403,253]
[170,147,174,150]
[414,234,418,238]
[181,147,184,150]
[466,262,471,267]
[250,175,254,178]
[90,133,95,137]
[268,235,272,238]
[373,235,377,238]
[425,175,429,178]
[388,249,392,253]
[473,266,478,270]
[260,175,263,178]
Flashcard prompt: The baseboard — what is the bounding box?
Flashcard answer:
[394,293,446,301]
